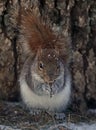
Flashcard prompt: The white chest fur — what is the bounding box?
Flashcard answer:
[20,71,71,112]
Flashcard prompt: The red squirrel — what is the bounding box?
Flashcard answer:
[19,8,71,112]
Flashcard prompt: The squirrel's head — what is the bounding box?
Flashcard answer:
[34,48,63,85]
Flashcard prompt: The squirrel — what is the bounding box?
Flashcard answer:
[19,8,71,112]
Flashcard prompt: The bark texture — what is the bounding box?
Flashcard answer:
[0,0,96,113]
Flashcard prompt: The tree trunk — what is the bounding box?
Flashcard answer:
[0,0,96,113]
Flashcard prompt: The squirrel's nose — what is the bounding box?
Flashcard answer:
[45,80,54,86]
[49,81,54,86]
[44,75,55,85]
[49,82,52,86]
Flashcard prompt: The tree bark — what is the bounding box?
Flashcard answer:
[0,0,96,113]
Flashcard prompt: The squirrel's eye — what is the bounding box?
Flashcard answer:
[57,65,60,70]
[39,62,44,70]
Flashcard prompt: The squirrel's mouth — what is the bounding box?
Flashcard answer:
[45,82,55,97]
[47,82,55,98]
[49,86,54,98]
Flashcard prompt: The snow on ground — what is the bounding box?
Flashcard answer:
[64,122,96,130]
[0,123,96,130]
[46,123,96,130]
[87,109,96,114]
[0,125,21,130]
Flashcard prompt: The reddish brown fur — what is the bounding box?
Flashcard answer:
[20,9,56,52]
[19,8,71,64]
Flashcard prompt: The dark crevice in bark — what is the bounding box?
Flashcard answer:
[52,1,62,25]
[87,98,96,109]
[39,0,45,8]
[82,54,88,108]
[1,0,10,37]
[9,0,21,101]
[38,0,45,16]
[11,36,18,85]
[70,1,79,110]
[54,0,57,8]
[10,0,21,86]
[12,0,21,82]
[86,4,94,56]
[70,1,75,73]
[52,9,62,25]
[70,0,76,50]
[88,3,96,56]
[10,36,19,101]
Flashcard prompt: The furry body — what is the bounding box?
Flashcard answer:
[20,57,71,112]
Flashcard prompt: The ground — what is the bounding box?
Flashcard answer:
[0,101,96,130]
